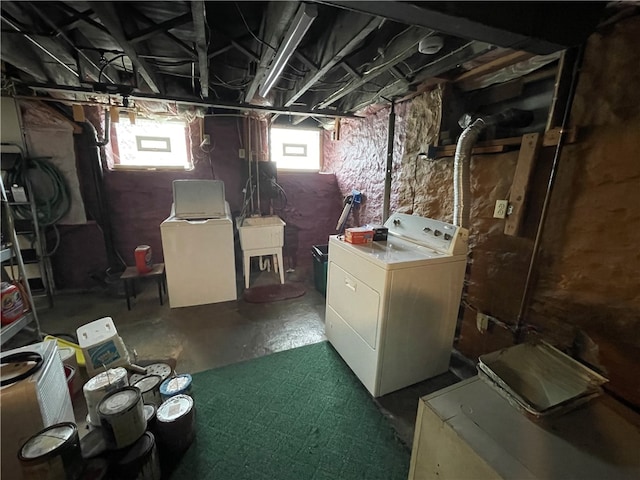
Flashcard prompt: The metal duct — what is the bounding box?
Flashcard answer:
[452,109,533,227]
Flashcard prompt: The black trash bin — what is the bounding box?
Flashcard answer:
[311,245,329,296]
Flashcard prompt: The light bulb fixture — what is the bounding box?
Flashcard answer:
[258,3,317,98]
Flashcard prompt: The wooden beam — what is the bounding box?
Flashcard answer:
[190,1,209,98]
[320,1,604,54]
[433,128,578,158]
[505,133,542,236]
[129,12,192,44]
[57,3,110,35]
[283,12,383,107]
[346,41,493,112]
[341,62,362,80]
[454,51,534,84]
[244,1,298,103]
[128,8,196,58]
[57,7,93,33]
[91,2,161,93]
[316,26,429,109]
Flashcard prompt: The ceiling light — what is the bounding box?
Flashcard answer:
[419,36,444,55]
[258,3,317,98]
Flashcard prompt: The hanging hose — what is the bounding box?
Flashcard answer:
[7,156,71,226]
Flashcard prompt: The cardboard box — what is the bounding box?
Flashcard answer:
[345,227,374,244]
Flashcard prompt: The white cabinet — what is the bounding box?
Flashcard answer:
[409,378,640,480]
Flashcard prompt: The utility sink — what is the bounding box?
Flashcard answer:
[237,216,286,288]
[237,216,286,251]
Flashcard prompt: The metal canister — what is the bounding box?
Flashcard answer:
[132,375,163,407]
[159,374,192,401]
[130,363,172,385]
[18,422,83,480]
[112,432,161,480]
[156,394,195,453]
[83,367,129,426]
[98,387,146,450]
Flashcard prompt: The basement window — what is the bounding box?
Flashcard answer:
[111,117,192,169]
[270,127,320,171]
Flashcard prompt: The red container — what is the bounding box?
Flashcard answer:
[1,281,25,325]
[135,245,153,274]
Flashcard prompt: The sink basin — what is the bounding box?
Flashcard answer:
[237,216,286,251]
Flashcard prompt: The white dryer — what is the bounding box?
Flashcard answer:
[325,213,468,397]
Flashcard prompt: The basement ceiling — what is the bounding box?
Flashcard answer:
[0,1,608,119]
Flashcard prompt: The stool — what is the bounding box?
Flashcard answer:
[120,263,166,310]
[243,248,284,289]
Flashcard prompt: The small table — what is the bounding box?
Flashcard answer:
[120,263,166,310]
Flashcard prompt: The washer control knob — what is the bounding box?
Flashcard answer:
[423,227,432,233]
[393,218,401,226]
[444,233,452,241]
[434,229,442,237]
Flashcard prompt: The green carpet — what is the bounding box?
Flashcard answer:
[169,341,410,480]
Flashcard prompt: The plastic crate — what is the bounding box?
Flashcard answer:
[312,245,329,296]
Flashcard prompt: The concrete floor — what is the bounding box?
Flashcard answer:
[8,264,474,448]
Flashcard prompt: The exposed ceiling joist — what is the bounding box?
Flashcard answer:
[341,62,361,80]
[347,41,494,112]
[1,12,80,84]
[25,2,111,84]
[57,3,110,35]
[244,1,299,103]
[129,12,192,45]
[319,1,604,54]
[0,35,49,83]
[91,2,161,93]
[190,0,209,98]
[129,8,195,58]
[57,7,92,33]
[316,26,430,109]
[283,12,383,107]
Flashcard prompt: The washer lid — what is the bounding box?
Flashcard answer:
[157,394,193,422]
[330,234,450,267]
[21,424,75,458]
[99,388,139,415]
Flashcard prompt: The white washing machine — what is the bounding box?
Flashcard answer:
[325,213,468,397]
[160,180,237,308]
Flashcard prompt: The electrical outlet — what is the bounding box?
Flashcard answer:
[476,312,490,333]
[493,200,508,219]
[201,134,210,146]
[239,148,246,159]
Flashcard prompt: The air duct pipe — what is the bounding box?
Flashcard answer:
[453,108,533,227]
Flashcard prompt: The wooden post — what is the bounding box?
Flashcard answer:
[504,132,541,236]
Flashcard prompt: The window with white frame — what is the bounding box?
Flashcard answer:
[270,127,320,170]
[111,117,192,169]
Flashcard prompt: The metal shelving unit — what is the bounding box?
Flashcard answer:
[1,176,42,346]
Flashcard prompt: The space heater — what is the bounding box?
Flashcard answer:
[1,340,74,480]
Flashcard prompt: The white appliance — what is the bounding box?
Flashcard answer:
[325,213,468,397]
[161,200,237,308]
[1,340,74,480]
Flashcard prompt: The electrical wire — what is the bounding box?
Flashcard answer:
[235,2,276,51]
[98,54,126,84]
